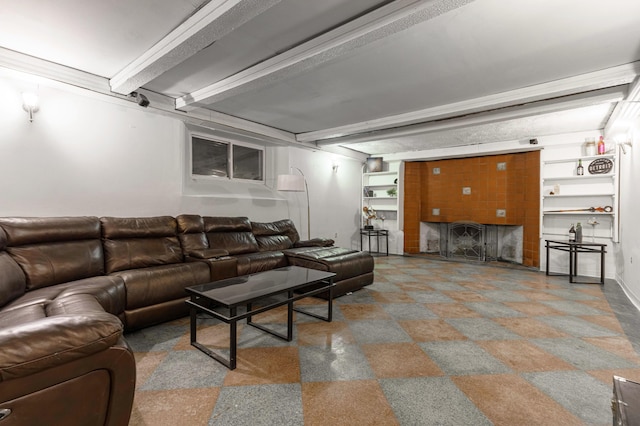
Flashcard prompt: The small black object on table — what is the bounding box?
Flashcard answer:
[545,239,606,284]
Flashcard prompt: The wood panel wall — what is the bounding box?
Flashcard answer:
[403,151,540,267]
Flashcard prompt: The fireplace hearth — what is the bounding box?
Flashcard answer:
[421,221,523,264]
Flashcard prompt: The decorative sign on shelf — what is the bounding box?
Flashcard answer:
[588,158,613,175]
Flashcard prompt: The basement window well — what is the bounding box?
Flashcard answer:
[189,133,264,182]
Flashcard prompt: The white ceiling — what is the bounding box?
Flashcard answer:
[2,0,640,156]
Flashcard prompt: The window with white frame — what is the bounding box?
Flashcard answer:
[190,134,264,182]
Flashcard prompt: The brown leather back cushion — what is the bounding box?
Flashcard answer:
[0,252,26,306]
[7,241,104,291]
[206,232,258,255]
[251,219,300,245]
[100,216,177,239]
[0,217,100,246]
[203,217,258,254]
[255,235,293,252]
[175,215,208,254]
[103,237,182,273]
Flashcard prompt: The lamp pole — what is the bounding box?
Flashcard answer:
[293,167,311,239]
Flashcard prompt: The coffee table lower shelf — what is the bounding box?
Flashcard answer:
[185,266,336,370]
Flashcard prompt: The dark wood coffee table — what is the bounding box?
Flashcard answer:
[185,266,336,369]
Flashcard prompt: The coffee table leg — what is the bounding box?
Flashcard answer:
[287,291,294,341]
[190,304,197,344]
[229,307,237,370]
[327,282,333,322]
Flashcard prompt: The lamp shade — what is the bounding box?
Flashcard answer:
[277,174,305,191]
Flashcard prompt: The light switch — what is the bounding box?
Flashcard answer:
[433,167,440,175]
[497,162,507,171]
[496,209,506,217]
[432,208,440,216]
[462,187,471,195]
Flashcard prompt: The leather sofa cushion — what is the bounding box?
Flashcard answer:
[1,276,125,317]
[203,216,252,233]
[284,247,374,281]
[0,307,122,381]
[252,219,300,244]
[187,248,229,259]
[7,240,104,290]
[113,262,210,310]
[176,214,204,233]
[0,252,25,308]
[202,217,259,254]
[206,232,259,255]
[235,251,287,276]
[103,237,182,273]
[255,235,292,252]
[179,233,209,254]
[0,226,6,250]
[176,215,209,254]
[0,217,100,246]
[100,216,177,239]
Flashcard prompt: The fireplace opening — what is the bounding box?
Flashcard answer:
[421,221,523,264]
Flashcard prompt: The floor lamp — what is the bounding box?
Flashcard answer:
[277,167,310,239]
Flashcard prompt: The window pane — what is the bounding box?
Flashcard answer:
[192,137,228,177]
[233,145,263,180]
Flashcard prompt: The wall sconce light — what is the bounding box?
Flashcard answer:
[22,92,39,122]
[332,158,339,173]
[619,140,633,155]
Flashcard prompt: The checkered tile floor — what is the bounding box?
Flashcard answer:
[126,255,640,425]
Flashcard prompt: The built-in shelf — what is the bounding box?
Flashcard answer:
[543,174,614,181]
[541,152,618,242]
[543,154,614,165]
[542,193,615,199]
[543,211,614,216]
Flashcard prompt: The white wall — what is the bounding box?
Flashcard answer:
[616,122,640,308]
[0,74,363,248]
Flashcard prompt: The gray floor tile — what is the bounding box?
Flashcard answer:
[545,288,600,301]
[380,377,493,425]
[141,350,227,390]
[541,300,606,316]
[209,384,303,426]
[407,291,455,304]
[446,317,522,340]
[348,319,413,344]
[464,302,525,318]
[523,371,612,425]
[419,341,511,375]
[532,337,637,370]
[126,323,186,352]
[426,281,468,291]
[382,303,438,320]
[299,344,374,382]
[538,315,618,337]
[480,290,530,302]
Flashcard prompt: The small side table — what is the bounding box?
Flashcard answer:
[360,228,389,256]
[545,239,606,284]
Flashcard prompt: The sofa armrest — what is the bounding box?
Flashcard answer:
[0,312,122,381]
[186,248,230,259]
[294,238,335,248]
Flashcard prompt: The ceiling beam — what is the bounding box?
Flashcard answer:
[109,0,282,95]
[0,46,296,144]
[604,75,640,138]
[313,86,626,146]
[176,0,476,110]
[300,62,640,143]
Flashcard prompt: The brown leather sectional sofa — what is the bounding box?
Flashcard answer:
[0,215,374,425]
